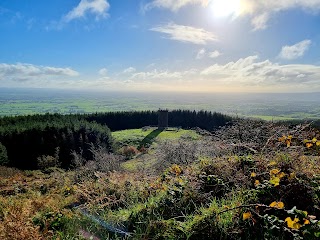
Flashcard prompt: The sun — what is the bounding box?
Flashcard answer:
[210,0,242,18]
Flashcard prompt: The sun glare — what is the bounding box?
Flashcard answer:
[210,0,242,18]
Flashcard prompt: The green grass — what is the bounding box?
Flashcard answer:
[112,127,200,147]
[113,128,201,171]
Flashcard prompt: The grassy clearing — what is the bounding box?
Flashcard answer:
[113,128,200,171]
[112,127,200,147]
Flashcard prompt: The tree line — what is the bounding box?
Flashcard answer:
[0,110,231,169]
[81,110,231,131]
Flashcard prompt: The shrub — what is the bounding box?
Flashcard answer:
[0,143,8,166]
[122,146,138,159]
[90,145,122,172]
[37,148,60,170]
[156,140,198,170]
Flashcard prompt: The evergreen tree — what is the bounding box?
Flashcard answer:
[0,142,8,166]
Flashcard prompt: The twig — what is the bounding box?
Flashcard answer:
[228,143,258,154]
[217,203,273,215]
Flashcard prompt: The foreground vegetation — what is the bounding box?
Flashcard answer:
[1,115,320,239]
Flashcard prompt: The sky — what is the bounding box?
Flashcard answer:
[0,0,320,93]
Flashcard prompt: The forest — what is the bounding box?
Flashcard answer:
[0,110,230,170]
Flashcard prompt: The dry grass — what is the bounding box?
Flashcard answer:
[0,168,76,240]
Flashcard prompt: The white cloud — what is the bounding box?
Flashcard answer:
[0,63,79,81]
[251,12,269,31]
[98,67,108,75]
[129,68,198,82]
[3,58,320,92]
[196,48,206,59]
[279,40,311,60]
[144,0,320,30]
[239,0,320,30]
[196,49,221,59]
[200,55,320,88]
[150,23,218,45]
[143,0,209,12]
[64,0,110,22]
[123,67,136,73]
[208,50,221,58]
[103,57,320,91]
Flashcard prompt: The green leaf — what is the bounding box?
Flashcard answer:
[287,206,297,214]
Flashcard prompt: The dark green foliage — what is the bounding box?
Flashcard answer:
[82,109,231,131]
[0,114,113,169]
[32,211,68,231]
[0,110,230,169]
[0,142,8,165]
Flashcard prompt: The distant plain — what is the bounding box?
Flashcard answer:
[0,88,319,120]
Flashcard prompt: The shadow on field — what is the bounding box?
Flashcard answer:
[139,128,163,149]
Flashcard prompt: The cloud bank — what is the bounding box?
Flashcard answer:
[2,57,320,92]
[0,63,79,81]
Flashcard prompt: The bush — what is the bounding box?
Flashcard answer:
[122,146,138,159]
[156,140,198,170]
[0,143,8,166]
[90,145,122,172]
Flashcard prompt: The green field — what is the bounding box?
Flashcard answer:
[112,128,201,171]
[1,88,320,121]
[113,127,200,146]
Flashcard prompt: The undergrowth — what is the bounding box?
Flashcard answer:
[1,121,320,239]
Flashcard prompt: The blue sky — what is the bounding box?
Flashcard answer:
[0,0,320,92]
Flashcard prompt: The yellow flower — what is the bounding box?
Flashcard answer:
[171,164,182,176]
[285,217,302,229]
[312,138,317,143]
[277,172,286,179]
[306,142,313,148]
[279,136,286,142]
[254,180,260,186]
[286,139,291,147]
[250,172,257,177]
[270,176,280,186]
[270,169,280,175]
[288,172,296,180]
[268,161,277,166]
[304,219,310,225]
[243,212,252,220]
[269,201,284,209]
[287,135,293,140]
[316,141,320,146]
